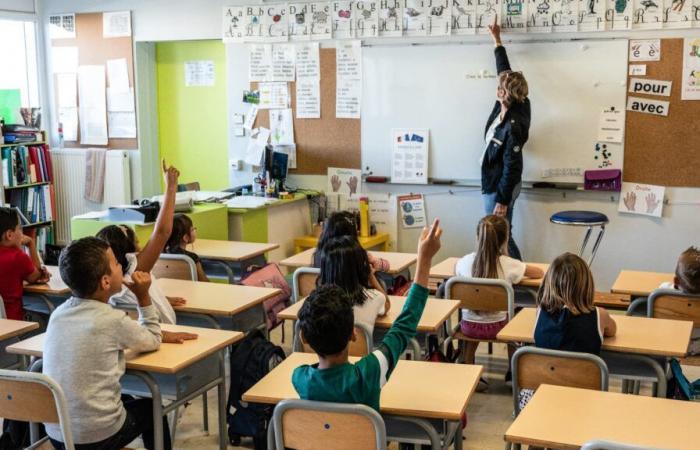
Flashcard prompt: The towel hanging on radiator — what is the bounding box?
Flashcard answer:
[84,148,106,203]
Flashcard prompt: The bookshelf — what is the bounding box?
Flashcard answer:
[0,134,56,258]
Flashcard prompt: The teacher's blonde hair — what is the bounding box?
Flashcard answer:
[498,70,529,108]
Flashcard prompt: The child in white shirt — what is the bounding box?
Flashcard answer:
[455,215,544,388]
[96,162,187,324]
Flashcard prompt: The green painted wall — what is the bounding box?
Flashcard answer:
[156,40,228,190]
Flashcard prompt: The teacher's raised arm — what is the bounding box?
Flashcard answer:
[479,15,531,261]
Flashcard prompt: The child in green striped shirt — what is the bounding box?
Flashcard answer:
[293,219,443,411]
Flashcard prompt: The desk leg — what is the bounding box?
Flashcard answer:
[217,351,227,450]
[453,420,463,450]
[128,371,165,450]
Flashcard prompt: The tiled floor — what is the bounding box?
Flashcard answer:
[130,321,700,450]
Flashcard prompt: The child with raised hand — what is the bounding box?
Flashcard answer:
[97,161,186,324]
[518,252,617,409]
[293,219,442,410]
[315,235,390,330]
[455,214,543,388]
[314,211,390,274]
[659,247,700,354]
[0,207,50,320]
[44,237,196,450]
[165,213,209,282]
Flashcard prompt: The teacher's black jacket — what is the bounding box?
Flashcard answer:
[481,46,531,206]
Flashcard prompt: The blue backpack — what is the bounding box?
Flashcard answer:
[667,358,700,401]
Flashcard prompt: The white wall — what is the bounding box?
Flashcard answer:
[0,0,35,14]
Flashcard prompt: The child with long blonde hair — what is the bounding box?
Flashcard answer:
[455,215,543,389]
[518,252,617,408]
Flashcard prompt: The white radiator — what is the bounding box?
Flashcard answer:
[52,149,132,244]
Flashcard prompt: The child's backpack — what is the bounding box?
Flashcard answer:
[227,329,286,449]
[667,358,700,401]
[387,275,412,296]
[240,263,292,331]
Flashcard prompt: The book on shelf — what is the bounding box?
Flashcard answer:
[7,184,56,225]
[1,144,54,187]
[22,225,54,260]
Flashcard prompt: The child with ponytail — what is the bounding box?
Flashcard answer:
[455,215,544,388]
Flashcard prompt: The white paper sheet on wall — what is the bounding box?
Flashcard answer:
[56,73,77,108]
[249,44,274,82]
[106,58,130,91]
[259,82,290,109]
[107,88,135,112]
[336,41,362,119]
[391,128,429,184]
[108,112,137,138]
[618,182,665,218]
[269,108,295,145]
[51,47,78,74]
[58,107,78,141]
[296,78,321,119]
[184,61,215,87]
[272,44,296,81]
[103,11,132,38]
[243,104,259,130]
[295,42,320,79]
[78,65,108,145]
[245,128,271,165]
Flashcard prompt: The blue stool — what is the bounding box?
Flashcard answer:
[550,211,609,265]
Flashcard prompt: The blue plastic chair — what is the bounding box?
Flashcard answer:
[550,210,608,265]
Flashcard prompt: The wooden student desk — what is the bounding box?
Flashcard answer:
[505,384,700,449]
[243,352,482,450]
[189,239,279,262]
[188,239,280,282]
[279,296,459,333]
[0,319,39,341]
[497,307,693,358]
[8,324,242,450]
[23,265,70,314]
[611,270,674,297]
[429,257,549,288]
[157,278,281,332]
[279,248,418,275]
[23,265,69,296]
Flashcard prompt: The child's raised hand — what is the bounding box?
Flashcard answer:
[162,160,181,189]
[124,271,152,302]
[20,234,34,247]
[162,330,198,344]
[417,219,442,261]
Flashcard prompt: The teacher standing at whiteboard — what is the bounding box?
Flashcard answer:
[480,16,530,261]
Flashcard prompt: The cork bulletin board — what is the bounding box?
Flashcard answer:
[624,38,700,187]
[51,12,137,149]
[253,48,361,175]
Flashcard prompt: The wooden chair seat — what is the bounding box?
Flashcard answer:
[593,292,631,309]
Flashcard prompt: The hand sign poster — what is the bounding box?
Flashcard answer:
[618,182,665,218]
[327,167,362,196]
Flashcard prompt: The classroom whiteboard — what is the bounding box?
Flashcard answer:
[361,40,628,183]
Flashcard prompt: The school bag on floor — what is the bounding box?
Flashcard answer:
[240,263,292,331]
[227,329,286,449]
[667,358,700,401]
